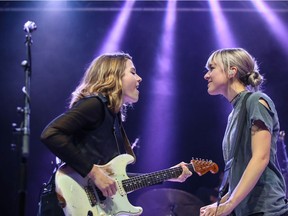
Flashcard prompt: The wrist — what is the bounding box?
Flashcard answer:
[225,197,238,210]
[87,165,99,179]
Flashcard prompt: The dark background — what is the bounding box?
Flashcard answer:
[1,1,288,215]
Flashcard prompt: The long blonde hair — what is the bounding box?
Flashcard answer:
[70,52,132,114]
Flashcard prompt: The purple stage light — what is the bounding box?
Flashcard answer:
[208,0,237,48]
[251,0,288,56]
[141,0,178,170]
[98,0,135,55]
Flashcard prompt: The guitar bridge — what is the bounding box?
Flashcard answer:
[84,185,97,206]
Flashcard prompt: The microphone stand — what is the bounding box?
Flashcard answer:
[16,21,37,216]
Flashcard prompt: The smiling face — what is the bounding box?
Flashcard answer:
[204,58,229,96]
[122,59,142,104]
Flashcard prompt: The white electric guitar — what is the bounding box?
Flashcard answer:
[55,154,218,216]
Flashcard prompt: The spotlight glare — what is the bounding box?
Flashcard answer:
[251,0,288,56]
[97,0,135,55]
[208,0,237,48]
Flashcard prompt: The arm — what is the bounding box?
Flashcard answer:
[201,99,272,216]
[41,97,117,197]
[200,192,230,214]
[220,120,271,214]
[40,97,104,177]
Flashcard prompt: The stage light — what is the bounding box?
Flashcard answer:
[208,0,237,48]
[97,0,135,55]
[140,0,177,170]
[251,0,288,56]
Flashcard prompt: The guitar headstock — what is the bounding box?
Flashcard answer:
[191,158,219,176]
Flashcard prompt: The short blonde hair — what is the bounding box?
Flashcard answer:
[206,48,264,91]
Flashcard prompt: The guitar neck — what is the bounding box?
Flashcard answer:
[122,164,194,193]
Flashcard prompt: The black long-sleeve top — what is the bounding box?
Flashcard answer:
[40,96,124,177]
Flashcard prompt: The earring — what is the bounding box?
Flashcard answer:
[228,70,234,75]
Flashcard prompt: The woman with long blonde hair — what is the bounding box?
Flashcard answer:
[40,52,192,215]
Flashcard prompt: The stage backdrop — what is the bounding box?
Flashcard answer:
[1,1,288,216]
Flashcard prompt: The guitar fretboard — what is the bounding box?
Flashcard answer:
[122,164,194,193]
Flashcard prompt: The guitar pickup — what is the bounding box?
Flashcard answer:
[85,179,106,206]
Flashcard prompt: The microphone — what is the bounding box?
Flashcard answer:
[23,21,37,33]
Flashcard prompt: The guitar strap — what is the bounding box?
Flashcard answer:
[119,116,137,163]
[217,92,252,206]
[97,93,136,162]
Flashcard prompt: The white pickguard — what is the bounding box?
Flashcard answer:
[55,154,142,216]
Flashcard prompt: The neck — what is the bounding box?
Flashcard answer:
[229,89,246,103]
[226,81,246,103]
[227,87,246,103]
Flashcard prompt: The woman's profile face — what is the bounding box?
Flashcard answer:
[122,59,142,104]
[204,59,229,96]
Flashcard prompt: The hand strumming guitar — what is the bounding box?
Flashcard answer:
[87,164,117,197]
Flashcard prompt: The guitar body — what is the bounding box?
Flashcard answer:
[55,154,142,216]
[55,153,218,216]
